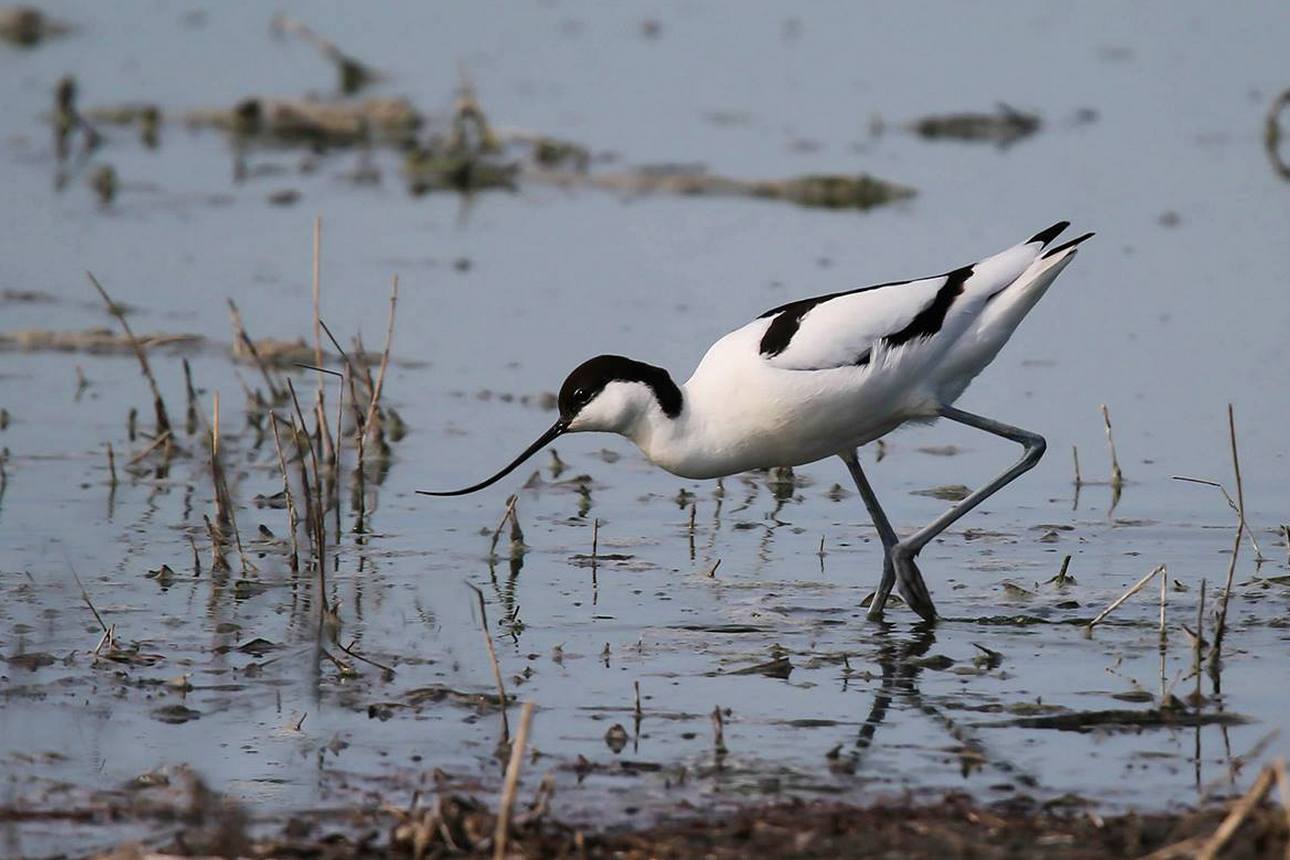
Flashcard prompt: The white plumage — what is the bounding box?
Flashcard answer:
[424,222,1093,622]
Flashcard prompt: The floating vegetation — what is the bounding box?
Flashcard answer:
[911,103,1041,147]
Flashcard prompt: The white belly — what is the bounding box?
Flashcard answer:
[643,344,943,479]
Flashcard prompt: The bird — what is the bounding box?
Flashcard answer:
[420,222,1093,623]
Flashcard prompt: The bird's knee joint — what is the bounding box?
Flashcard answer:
[1025,434,1047,462]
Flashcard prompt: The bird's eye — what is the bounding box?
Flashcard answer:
[573,387,587,403]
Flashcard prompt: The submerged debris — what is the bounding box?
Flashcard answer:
[0,328,203,354]
[912,483,972,501]
[911,104,1041,147]
[186,96,421,146]
[0,5,69,46]
[986,705,1249,733]
[1266,87,1290,181]
[85,103,161,148]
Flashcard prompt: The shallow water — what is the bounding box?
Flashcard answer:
[2,2,1289,856]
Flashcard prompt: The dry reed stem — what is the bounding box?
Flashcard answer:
[1195,579,1206,709]
[72,569,108,634]
[209,393,229,527]
[467,583,510,741]
[1195,764,1277,860]
[269,413,299,572]
[182,358,198,434]
[634,680,642,718]
[1212,405,1247,664]
[312,217,322,375]
[489,495,519,558]
[288,414,322,589]
[493,700,535,860]
[1138,835,1208,860]
[361,276,398,445]
[203,514,230,572]
[287,379,326,596]
[711,705,728,756]
[1171,475,1265,560]
[315,389,335,477]
[1210,528,1242,671]
[1273,758,1290,860]
[86,271,171,435]
[127,429,172,465]
[336,638,396,676]
[227,299,284,400]
[1072,445,1083,485]
[106,443,117,485]
[1159,566,1168,642]
[1085,565,1166,632]
[208,394,252,575]
[333,369,344,535]
[1228,404,1246,526]
[1100,403,1123,488]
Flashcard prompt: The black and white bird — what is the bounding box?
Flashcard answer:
[422,222,1093,622]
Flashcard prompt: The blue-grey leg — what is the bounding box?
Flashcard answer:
[840,451,936,622]
[869,406,1047,619]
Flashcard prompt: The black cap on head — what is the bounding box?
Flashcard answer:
[558,354,682,419]
[418,355,681,498]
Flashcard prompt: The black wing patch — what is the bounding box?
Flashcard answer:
[759,265,973,363]
[757,279,911,358]
[882,265,972,348]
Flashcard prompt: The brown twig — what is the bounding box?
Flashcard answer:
[711,705,728,758]
[287,379,326,596]
[1195,764,1277,860]
[361,276,398,445]
[1212,405,1247,665]
[1171,475,1265,560]
[1272,758,1290,860]
[204,513,230,572]
[1194,579,1207,710]
[312,217,323,375]
[489,495,520,559]
[493,701,535,860]
[86,271,171,435]
[127,429,172,465]
[269,413,300,572]
[337,638,396,676]
[1085,565,1166,632]
[227,298,284,401]
[1100,403,1123,488]
[182,358,199,435]
[1159,565,1168,643]
[467,583,510,741]
[106,442,117,485]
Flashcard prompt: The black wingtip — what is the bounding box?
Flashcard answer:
[1042,231,1095,259]
[1027,221,1070,246]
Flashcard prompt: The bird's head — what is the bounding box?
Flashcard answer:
[418,355,681,497]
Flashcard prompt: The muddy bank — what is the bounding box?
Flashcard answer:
[62,786,1290,859]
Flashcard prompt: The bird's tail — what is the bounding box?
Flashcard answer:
[977,228,1094,332]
